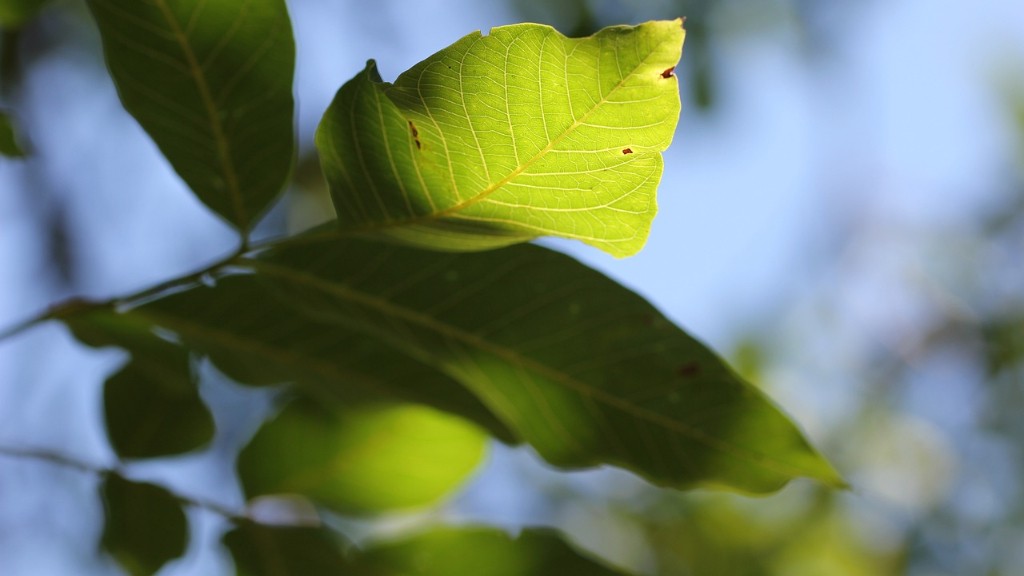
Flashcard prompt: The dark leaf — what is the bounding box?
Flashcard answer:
[100,474,188,576]
[65,310,214,459]
[0,108,26,157]
[223,521,348,576]
[87,0,296,231]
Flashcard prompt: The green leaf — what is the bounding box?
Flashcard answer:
[239,400,488,515]
[316,20,683,257]
[238,238,844,493]
[0,109,26,157]
[223,522,348,576]
[119,276,517,444]
[0,0,48,28]
[100,474,188,576]
[351,527,629,576]
[64,310,214,459]
[87,0,295,231]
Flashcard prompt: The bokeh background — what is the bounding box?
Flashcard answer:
[1,0,1023,574]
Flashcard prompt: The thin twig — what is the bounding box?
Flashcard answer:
[0,445,247,521]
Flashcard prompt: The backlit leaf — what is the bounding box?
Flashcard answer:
[100,474,188,576]
[351,527,629,576]
[316,20,683,257]
[239,400,488,514]
[88,0,295,231]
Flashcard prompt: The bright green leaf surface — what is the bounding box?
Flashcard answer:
[239,400,487,514]
[122,277,517,443]
[238,238,843,493]
[88,0,295,231]
[0,109,26,157]
[65,310,214,459]
[100,474,188,576]
[316,20,683,257]
[223,522,347,576]
[352,527,629,576]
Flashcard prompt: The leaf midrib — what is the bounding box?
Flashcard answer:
[244,259,820,482]
[153,0,246,228]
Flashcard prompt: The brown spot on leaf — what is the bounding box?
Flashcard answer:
[622,148,633,155]
[677,362,701,377]
[408,120,418,138]
[661,67,675,79]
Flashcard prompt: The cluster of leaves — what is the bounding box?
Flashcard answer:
[3,0,843,574]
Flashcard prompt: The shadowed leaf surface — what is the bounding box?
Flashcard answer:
[87,0,295,230]
[65,310,214,459]
[316,20,683,257]
[238,400,488,514]
[0,0,47,27]
[112,278,517,443]
[100,474,188,576]
[116,238,842,493]
[223,522,347,576]
[0,109,26,157]
[351,527,629,575]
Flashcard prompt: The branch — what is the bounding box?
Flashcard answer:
[0,444,245,521]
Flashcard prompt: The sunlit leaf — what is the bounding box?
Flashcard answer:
[316,20,683,257]
[87,0,295,231]
[100,474,188,576]
[351,527,628,576]
[239,400,488,514]
[0,109,26,157]
[65,310,214,459]
[223,522,347,576]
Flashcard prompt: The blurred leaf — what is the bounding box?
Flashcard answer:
[87,0,295,231]
[100,474,188,576]
[65,310,214,459]
[0,108,25,156]
[239,400,488,515]
[223,522,347,576]
[233,238,842,493]
[351,527,629,576]
[0,0,48,28]
[122,277,517,444]
[316,20,683,257]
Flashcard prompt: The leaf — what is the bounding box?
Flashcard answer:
[65,310,215,459]
[0,0,48,28]
[87,0,295,231]
[350,527,629,576]
[315,20,683,257]
[238,238,844,493]
[100,474,189,576]
[0,109,26,157]
[117,277,517,443]
[223,522,348,576]
[238,400,488,515]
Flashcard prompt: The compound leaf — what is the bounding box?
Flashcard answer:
[316,20,683,257]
